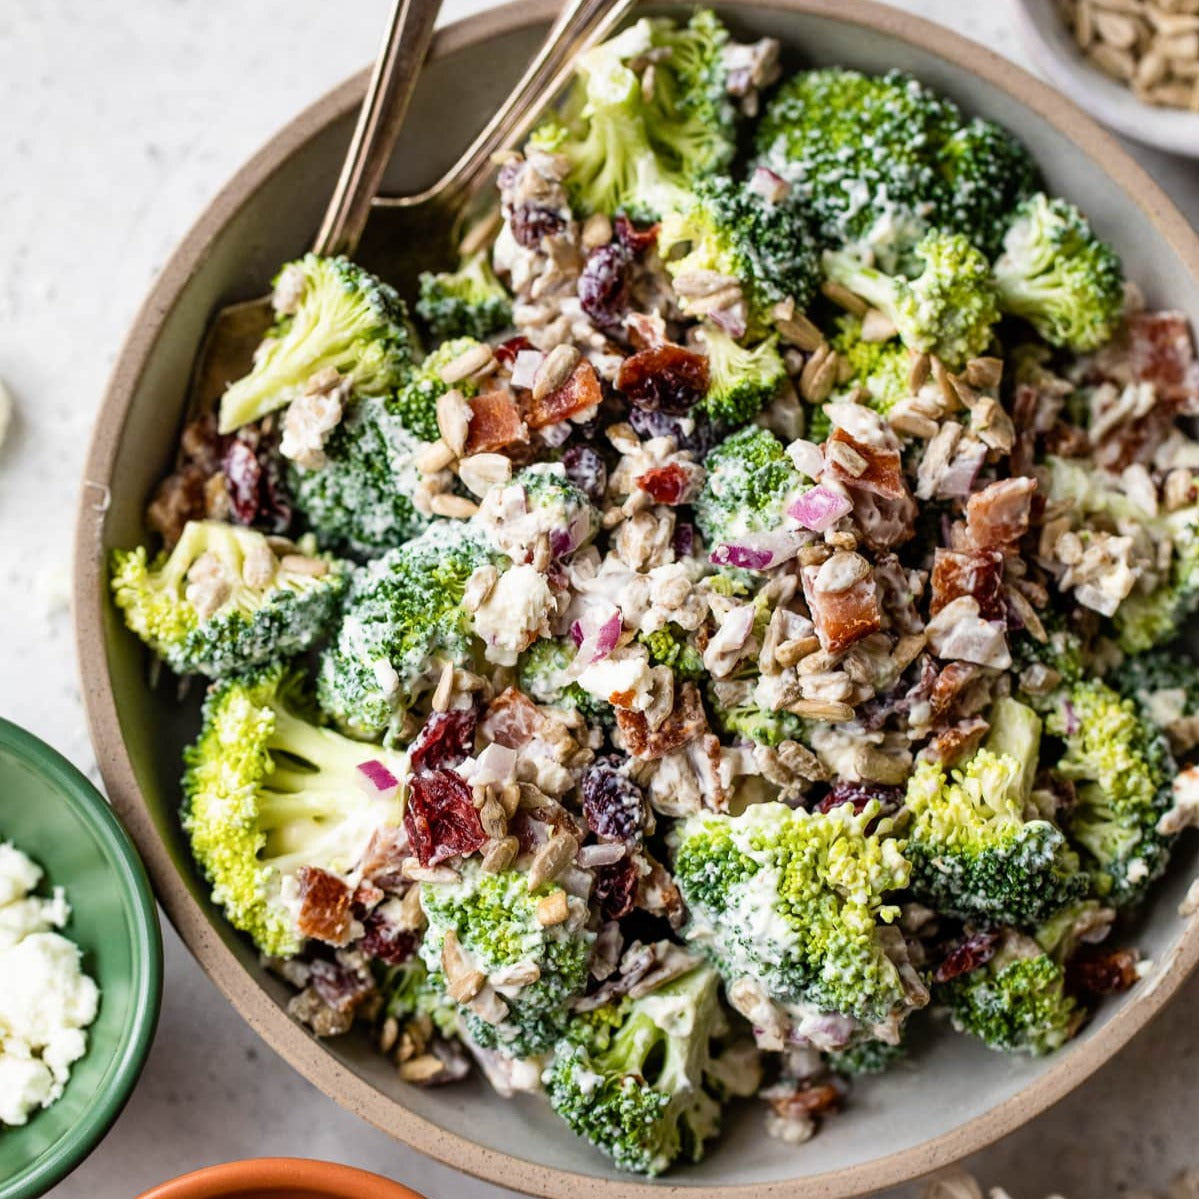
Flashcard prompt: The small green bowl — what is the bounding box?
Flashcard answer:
[0,718,162,1199]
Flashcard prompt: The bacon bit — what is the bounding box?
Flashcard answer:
[405,769,486,867]
[928,662,982,722]
[360,909,418,966]
[358,826,410,892]
[295,866,355,946]
[637,463,693,505]
[771,1084,841,1120]
[966,477,1037,551]
[465,389,528,454]
[410,708,478,774]
[594,857,639,920]
[1128,311,1199,404]
[524,361,603,429]
[493,335,534,367]
[615,343,710,414]
[933,930,1000,984]
[614,681,707,760]
[824,429,909,501]
[1043,421,1090,459]
[1094,397,1181,472]
[613,215,660,255]
[931,549,1006,621]
[929,716,991,767]
[1067,946,1140,996]
[637,852,686,929]
[308,958,377,1014]
[1010,383,1040,477]
[352,879,385,912]
[801,566,882,655]
[481,687,544,750]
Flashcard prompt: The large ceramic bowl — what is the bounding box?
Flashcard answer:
[0,719,162,1199]
[73,1,1199,1196]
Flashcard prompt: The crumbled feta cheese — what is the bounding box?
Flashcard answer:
[471,564,555,666]
[576,648,655,711]
[0,845,100,1126]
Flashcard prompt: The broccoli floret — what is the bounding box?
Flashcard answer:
[831,314,912,417]
[529,13,741,220]
[692,327,788,430]
[671,801,917,1030]
[657,176,820,337]
[181,666,406,957]
[317,523,500,741]
[1112,506,1199,654]
[757,68,1034,267]
[516,637,614,726]
[693,425,806,557]
[378,956,459,1040]
[904,698,1087,927]
[1046,678,1176,906]
[218,255,414,434]
[544,965,757,1176]
[511,462,601,555]
[939,933,1080,1055]
[709,693,804,747]
[639,625,705,680]
[393,337,486,444]
[993,193,1124,352]
[1012,613,1088,696]
[936,118,1039,259]
[823,232,999,369]
[416,252,512,342]
[1110,649,1199,739]
[110,521,345,678]
[419,859,594,1058]
[827,1036,907,1077]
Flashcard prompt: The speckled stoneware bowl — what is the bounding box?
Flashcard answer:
[73,2,1199,1195]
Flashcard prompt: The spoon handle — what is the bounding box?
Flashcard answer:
[386,0,636,212]
[313,0,444,258]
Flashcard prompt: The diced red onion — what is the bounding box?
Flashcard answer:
[937,444,988,499]
[573,602,623,666]
[748,166,790,205]
[1061,699,1079,736]
[710,530,807,571]
[711,543,774,570]
[788,486,852,532]
[356,759,400,801]
[707,303,748,341]
[510,350,544,390]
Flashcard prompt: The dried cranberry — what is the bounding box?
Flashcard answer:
[222,438,262,525]
[1067,947,1140,996]
[360,909,417,966]
[638,463,690,505]
[628,406,715,456]
[613,215,659,256]
[409,709,477,775]
[593,857,639,921]
[616,344,710,415]
[933,931,1000,984]
[511,202,565,249]
[221,428,291,532]
[404,769,485,867]
[308,957,376,1014]
[817,779,904,818]
[563,445,607,503]
[578,244,631,330]
[580,756,647,842]
[672,521,695,558]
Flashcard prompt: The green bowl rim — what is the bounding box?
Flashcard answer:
[0,717,163,1199]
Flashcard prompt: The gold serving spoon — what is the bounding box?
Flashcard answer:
[190,0,634,423]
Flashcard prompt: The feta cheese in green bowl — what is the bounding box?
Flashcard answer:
[0,718,162,1199]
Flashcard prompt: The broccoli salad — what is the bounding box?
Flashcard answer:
[112,12,1199,1176]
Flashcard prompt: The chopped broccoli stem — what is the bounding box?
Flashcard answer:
[110,520,345,678]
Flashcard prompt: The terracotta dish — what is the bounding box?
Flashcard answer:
[74,1,1199,1195]
[132,1158,426,1199]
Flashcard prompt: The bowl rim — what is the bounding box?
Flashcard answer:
[0,717,163,1199]
[130,1156,427,1199]
[1008,0,1199,157]
[72,1,1199,1195]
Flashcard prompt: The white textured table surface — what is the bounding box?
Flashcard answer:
[1,1,1197,1197]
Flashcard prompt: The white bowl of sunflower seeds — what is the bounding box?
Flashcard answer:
[1011,0,1199,156]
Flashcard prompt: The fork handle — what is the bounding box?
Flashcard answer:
[313,0,444,258]
[386,0,636,211]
